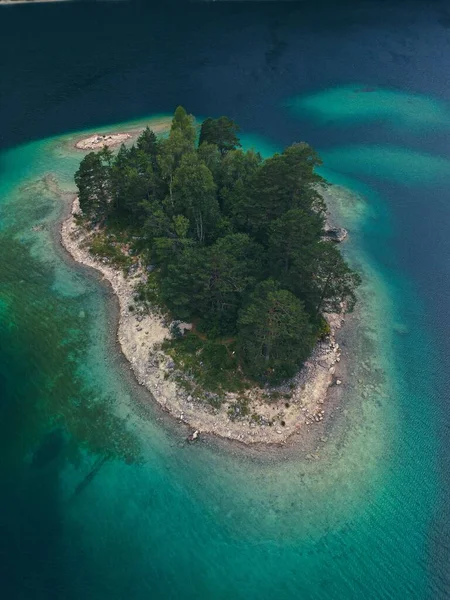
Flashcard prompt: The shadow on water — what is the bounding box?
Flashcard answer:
[0,191,142,597]
[69,455,110,501]
[32,429,66,469]
[0,337,70,599]
[0,463,70,600]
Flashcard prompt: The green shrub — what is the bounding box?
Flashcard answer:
[228,397,250,420]
[164,332,245,395]
[317,317,331,339]
[88,234,133,270]
[135,272,161,306]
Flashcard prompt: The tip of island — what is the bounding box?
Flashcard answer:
[61,107,360,446]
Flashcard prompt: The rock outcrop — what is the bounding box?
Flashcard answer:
[324,227,348,243]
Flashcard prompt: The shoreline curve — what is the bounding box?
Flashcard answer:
[60,193,347,446]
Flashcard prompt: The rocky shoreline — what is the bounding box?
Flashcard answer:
[75,133,132,151]
[61,195,347,445]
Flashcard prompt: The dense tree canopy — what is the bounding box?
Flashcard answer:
[74,107,361,382]
[238,280,315,380]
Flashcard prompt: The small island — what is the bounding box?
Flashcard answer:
[62,107,360,445]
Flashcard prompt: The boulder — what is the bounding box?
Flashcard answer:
[187,430,199,443]
[325,227,348,243]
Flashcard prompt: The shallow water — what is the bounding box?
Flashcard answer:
[1,2,449,598]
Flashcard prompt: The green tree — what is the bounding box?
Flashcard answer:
[158,130,195,207]
[238,280,315,381]
[74,147,112,219]
[220,178,251,231]
[109,145,155,218]
[199,116,241,155]
[136,126,159,168]
[160,243,209,319]
[149,213,191,271]
[136,126,158,155]
[306,242,361,315]
[109,144,130,214]
[218,149,261,212]
[171,106,197,145]
[197,141,221,180]
[172,153,219,243]
[198,233,262,333]
[268,209,324,279]
[156,108,197,207]
[218,148,261,189]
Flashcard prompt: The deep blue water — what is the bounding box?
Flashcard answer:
[1,1,450,598]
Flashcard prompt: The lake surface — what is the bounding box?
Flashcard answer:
[1,1,449,598]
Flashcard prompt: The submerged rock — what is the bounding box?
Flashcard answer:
[187,430,199,443]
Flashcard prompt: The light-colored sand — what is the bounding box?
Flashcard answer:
[74,119,172,151]
[75,133,132,151]
[61,197,345,445]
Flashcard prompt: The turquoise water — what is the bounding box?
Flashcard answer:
[286,84,450,131]
[4,0,450,593]
[321,145,450,186]
[0,87,442,596]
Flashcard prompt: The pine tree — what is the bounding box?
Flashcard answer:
[238,280,315,381]
[74,149,111,219]
[199,116,241,155]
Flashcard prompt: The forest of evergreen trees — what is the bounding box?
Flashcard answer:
[75,107,360,384]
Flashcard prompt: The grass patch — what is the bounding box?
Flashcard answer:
[263,391,282,403]
[317,316,331,339]
[163,332,249,396]
[88,233,133,271]
[228,397,250,420]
